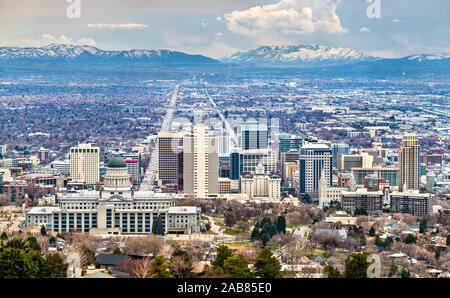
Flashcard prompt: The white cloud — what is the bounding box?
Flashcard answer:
[360,27,370,32]
[224,0,347,42]
[201,22,208,27]
[215,32,223,37]
[392,19,400,23]
[87,23,148,29]
[41,34,97,46]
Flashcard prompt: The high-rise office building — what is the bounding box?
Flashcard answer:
[218,135,231,157]
[183,124,218,198]
[239,149,276,174]
[332,143,349,168]
[0,145,6,157]
[240,121,268,150]
[38,147,50,163]
[279,134,302,153]
[337,153,373,170]
[123,152,141,185]
[399,134,420,192]
[230,150,240,181]
[158,132,183,186]
[70,144,100,186]
[299,143,332,194]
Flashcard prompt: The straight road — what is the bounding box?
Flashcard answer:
[140,84,180,191]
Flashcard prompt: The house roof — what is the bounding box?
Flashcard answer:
[97,254,130,266]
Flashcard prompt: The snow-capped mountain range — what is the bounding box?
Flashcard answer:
[0,44,217,64]
[0,44,448,71]
[221,45,379,67]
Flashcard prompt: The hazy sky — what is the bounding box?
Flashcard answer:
[0,0,449,58]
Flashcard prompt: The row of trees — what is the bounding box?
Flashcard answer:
[251,216,286,246]
[210,245,282,278]
[0,237,68,278]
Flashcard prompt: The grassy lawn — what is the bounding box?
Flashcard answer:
[221,241,253,250]
[215,222,250,236]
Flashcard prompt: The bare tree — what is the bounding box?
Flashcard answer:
[130,257,153,278]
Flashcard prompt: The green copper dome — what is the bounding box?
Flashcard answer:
[108,154,126,168]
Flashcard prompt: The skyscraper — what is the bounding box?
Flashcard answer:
[70,143,100,186]
[279,134,303,153]
[299,143,332,194]
[331,143,349,168]
[183,124,218,198]
[158,132,183,187]
[399,133,420,192]
[240,121,268,150]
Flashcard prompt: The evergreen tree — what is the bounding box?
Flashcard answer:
[212,245,233,269]
[323,265,343,278]
[0,232,7,240]
[390,261,398,276]
[223,253,253,278]
[275,216,286,234]
[355,207,368,216]
[400,268,411,278]
[344,253,370,278]
[405,234,417,244]
[152,255,173,278]
[419,219,427,234]
[42,253,68,278]
[40,225,47,236]
[156,215,164,235]
[254,248,282,278]
[369,226,376,237]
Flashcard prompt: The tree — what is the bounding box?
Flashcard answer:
[113,247,125,255]
[250,228,260,241]
[323,265,343,278]
[131,257,153,278]
[275,216,286,234]
[27,236,41,251]
[254,248,282,278]
[224,208,236,228]
[369,226,376,237]
[156,215,164,235]
[0,232,7,241]
[400,268,411,278]
[40,225,47,236]
[0,238,68,278]
[419,219,427,234]
[223,253,253,278]
[390,261,398,276]
[260,230,271,246]
[205,221,211,231]
[80,247,97,268]
[212,245,233,269]
[0,194,9,207]
[42,253,68,278]
[344,253,370,278]
[447,235,450,246]
[48,236,56,246]
[405,234,417,244]
[169,249,193,278]
[355,207,368,216]
[151,255,173,278]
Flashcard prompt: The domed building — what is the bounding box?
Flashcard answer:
[49,152,202,236]
[103,154,132,194]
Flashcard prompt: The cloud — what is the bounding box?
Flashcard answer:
[215,32,223,37]
[224,0,347,42]
[41,34,97,46]
[201,22,208,27]
[87,23,148,29]
[360,27,370,32]
[392,19,400,23]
